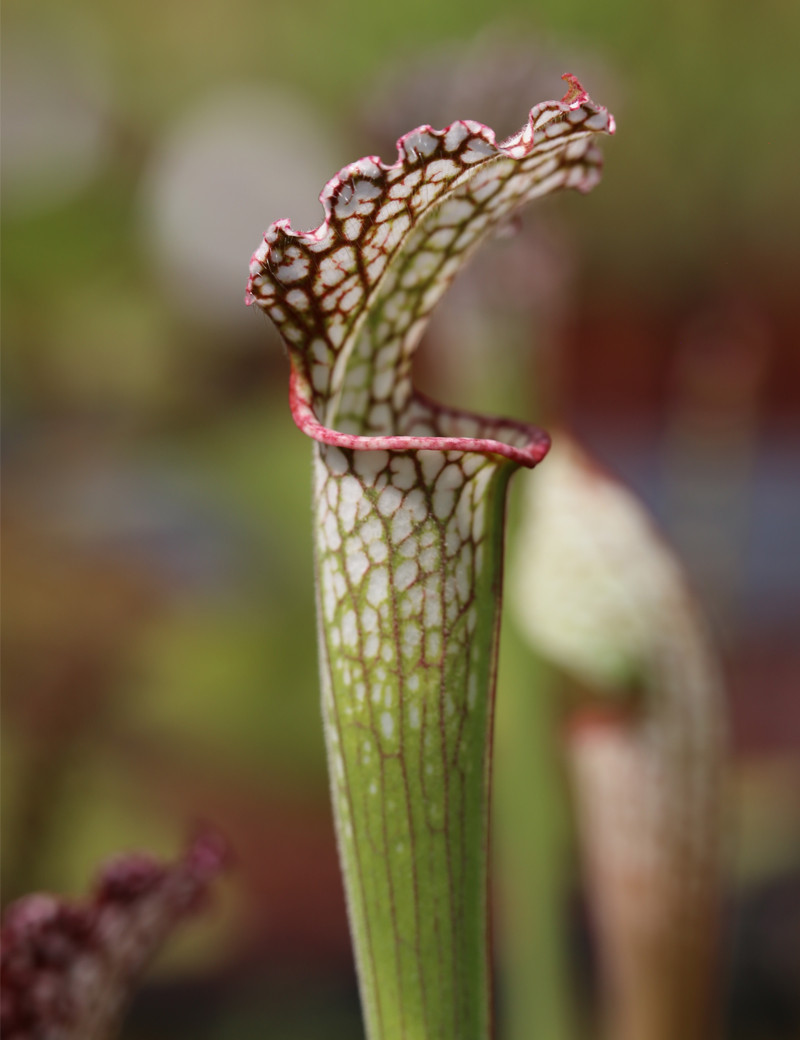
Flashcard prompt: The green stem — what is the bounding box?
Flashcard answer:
[314,442,515,1039]
[494,633,575,1040]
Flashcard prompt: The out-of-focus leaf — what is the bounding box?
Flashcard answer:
[1,830,229,1040]
[512,434,726,1040]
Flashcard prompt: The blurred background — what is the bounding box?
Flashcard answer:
[2,0,799,1036]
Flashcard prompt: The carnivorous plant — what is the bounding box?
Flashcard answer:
[512,436,725,1040]
[247,75,614,1040]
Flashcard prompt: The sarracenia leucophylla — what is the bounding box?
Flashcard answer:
[247,75,614,1040]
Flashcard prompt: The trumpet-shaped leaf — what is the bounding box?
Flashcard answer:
[248,77,614,1040]
[512,435,725,1040]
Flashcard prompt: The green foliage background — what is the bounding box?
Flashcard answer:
[3,0,798,1036]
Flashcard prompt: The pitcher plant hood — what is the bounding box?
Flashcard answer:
[247,74,614,466]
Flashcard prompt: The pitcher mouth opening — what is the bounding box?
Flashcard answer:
[289,369,551,468]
